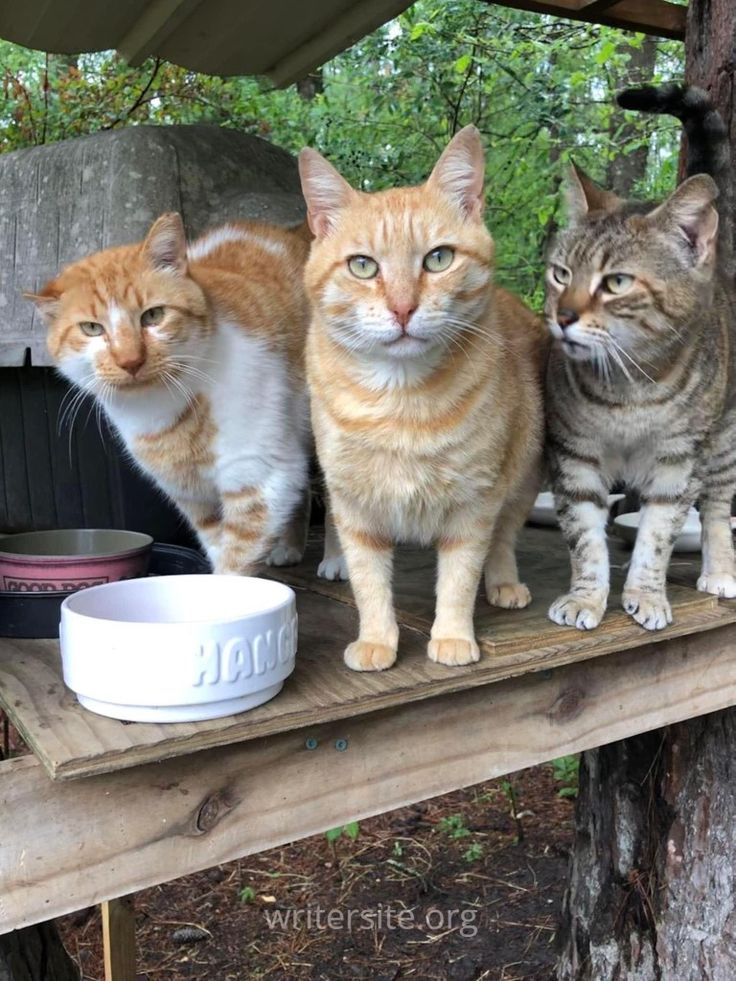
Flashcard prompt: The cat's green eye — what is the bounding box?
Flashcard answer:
[79,322,104,337]
[141,306,165,327]
[423,246,455,273]
[551,264,571,286]
[348,255,379,280]
[602,273,634,295]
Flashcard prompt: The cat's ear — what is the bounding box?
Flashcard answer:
[565,163,622,221]
[427,125,485,220]
[24,284,60,324]
[143,213,187,274]
[644,174,719,266]
[298,148,355,239]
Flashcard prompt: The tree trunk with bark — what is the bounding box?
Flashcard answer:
[606,35,658,197]
[296,69,324,100]
[558,3,736,977]
[558,713,736,979]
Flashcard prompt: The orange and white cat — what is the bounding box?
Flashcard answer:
[29,215,342,576]
[299,126,547,671]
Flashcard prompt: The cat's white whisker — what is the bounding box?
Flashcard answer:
[608,337,656,384]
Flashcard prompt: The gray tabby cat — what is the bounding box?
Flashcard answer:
[545,83,736,632]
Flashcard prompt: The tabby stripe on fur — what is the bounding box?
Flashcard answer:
[545,83,736,633]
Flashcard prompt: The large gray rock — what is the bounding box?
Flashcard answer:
[0,125,306,365]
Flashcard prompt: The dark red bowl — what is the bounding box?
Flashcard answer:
[0,529,153,592]
[0,542,209,639]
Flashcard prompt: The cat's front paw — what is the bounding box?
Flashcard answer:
[266,544,304,567]
[549,593,605,631]
[318,555,349,581]
[344,640,396,672]
[427,637,480,666]
[622,589,672,630]
[697,573,736,599]
[487,581,532,609]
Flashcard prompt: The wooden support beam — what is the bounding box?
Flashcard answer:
[102,896,136,981]
[267,0,413,86]
[118,0,203,66]
[483,0,686,41]
[581,0,626,13]
[3,620,736,934]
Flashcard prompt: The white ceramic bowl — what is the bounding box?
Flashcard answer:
[528,491,626,527]
[60,575,297,723]
[613,508,703,553]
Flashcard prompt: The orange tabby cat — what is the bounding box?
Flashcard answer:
[299,126,547,671]
[29,216,341,576]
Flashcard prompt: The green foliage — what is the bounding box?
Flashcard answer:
[500,779,527,843]
[0,1,684,301]
[552,754,580,798]
[325,821,360,843]
[437,812,486,862]
[239,885,256,903]
[437,813,471,839]
[462,842,484,863]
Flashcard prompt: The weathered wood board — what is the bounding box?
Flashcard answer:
[0,528,728,780]
[4,618,736,932]
[280,526,713,651]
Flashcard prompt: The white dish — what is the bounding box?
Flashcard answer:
[613,508,703,553]
[60,575,297,723]
[528,491,626,527]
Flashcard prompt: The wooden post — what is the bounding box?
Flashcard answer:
[101,897,136,981]
[557,5,736,977]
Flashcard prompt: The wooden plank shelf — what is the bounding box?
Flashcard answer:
[5,526,736,932]
[5,613,736,932]
[0,528,731,781]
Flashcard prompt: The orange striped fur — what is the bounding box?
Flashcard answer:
[300,126,548,671]
[30,215,326,575]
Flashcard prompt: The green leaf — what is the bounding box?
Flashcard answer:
[343,821,360,839]
[325,821,359,842]
[438,813,471,839]
[595,40,616,65]
[454,53,472,74]
[463,843,484,863]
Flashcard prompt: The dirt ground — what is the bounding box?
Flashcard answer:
[55,763,575,981]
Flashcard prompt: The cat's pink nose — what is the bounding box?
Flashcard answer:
[117,354,145,376]
[557,308,579,330]
[391,304,417,330]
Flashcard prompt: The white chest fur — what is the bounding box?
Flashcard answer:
[70,323,310,522]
